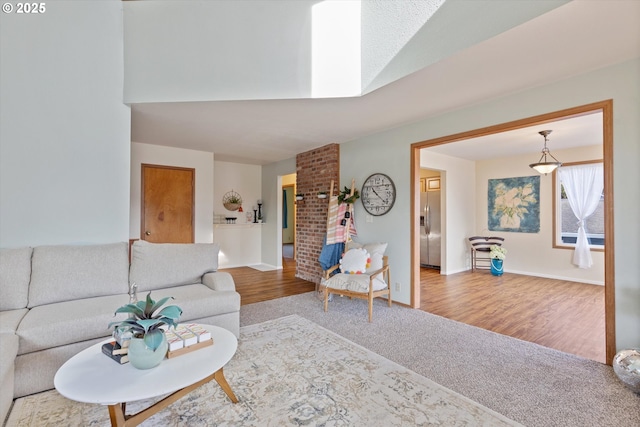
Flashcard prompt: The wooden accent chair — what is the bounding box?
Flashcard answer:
[322,253,391,322]
[468,236,505,271]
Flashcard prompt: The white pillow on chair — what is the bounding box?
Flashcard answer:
[348,242,387,274]
[339,248,370,274]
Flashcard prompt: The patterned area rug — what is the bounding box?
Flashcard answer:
[7,315,522,426]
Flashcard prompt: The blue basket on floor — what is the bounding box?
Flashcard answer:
[490,259,504,276]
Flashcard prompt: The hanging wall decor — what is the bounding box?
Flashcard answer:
[223,190,243,211]
[488,176,540,233]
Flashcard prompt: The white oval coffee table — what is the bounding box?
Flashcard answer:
[54,324,238,427]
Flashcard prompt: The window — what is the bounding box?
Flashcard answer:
[553,160,604,250]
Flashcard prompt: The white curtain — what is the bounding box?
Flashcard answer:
[558,164,604,269]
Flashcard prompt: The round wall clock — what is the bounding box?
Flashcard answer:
[361,173,396,216]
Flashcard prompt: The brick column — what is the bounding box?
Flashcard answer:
[295,144,339,283]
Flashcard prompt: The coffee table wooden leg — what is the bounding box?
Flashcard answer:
[214,368,238,403]
[104,369,237,426]
[108,403,126,427]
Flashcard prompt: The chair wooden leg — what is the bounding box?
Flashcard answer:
[368,296,373,322]
[324,286,329,312]
[387,270,392,307]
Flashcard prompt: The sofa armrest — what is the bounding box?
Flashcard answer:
[202,272,236,292]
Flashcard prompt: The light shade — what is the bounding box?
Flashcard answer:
[529,130,562,175]
[530,162,561,174]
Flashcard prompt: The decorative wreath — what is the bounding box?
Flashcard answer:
[223,190,243,211]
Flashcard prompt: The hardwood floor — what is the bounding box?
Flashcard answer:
[420,267,606,363]
[221,259,605,363]
[220,258,315,306]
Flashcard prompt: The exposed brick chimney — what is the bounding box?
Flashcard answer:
[295,144,340,283]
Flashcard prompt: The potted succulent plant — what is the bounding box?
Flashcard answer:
[223,191,243,211]
[109,292,182,369]
[489,245,507,276]
[226,195,241,204]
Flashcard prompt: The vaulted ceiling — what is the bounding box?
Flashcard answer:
[129,1,640,165]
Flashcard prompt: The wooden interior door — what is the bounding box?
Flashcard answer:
[141,164,195,243]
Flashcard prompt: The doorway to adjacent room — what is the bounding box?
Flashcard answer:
[281,174,297,262]
[410,100,614,364]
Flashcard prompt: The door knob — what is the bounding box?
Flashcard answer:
[145,231,151,236]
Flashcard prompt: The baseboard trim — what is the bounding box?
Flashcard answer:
[249,263,281,272]
[500,268,604,286]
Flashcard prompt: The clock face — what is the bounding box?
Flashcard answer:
[361,173,396,216]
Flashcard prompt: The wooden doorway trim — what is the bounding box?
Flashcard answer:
[141,164,195,243]
[410,100,615,364]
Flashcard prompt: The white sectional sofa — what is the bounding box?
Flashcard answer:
[0,240,240,423]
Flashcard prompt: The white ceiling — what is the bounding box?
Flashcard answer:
[130,1,640,165]
[425,111,603,161]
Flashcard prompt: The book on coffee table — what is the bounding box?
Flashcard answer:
[102,342,129,364]
[103,341,128,355]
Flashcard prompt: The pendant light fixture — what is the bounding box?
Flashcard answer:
[529,130,562,174]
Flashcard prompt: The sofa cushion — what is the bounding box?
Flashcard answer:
[28,243,129,308]
[129,241,220,292]
[324,273,387,293]
[0,247,32,310]
[0,308,28,334]
[202,272,236,291]
[143,284,240,323]
[0,333,19,422]
[17,284,239,355]
[17,294,130,355]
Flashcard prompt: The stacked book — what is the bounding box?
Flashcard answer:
[101,340,129,364]
[166,324,213,358]
[101,324,212,363]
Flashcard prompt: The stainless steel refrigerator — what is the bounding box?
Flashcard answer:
[420,190,441,269]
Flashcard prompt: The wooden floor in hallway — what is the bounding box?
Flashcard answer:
[222,259,606,363]
[220,257,315,306]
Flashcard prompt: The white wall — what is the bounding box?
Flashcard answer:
[361,0,567,94]
[341,58,640,350]
[130,143,214,243]
[123,0,315,103]
[339,130,413,300]
[214,161,262,224]
[0,1,130,248]
[420,152,476,275]
[475,145,603,284]
[214,161,262,268]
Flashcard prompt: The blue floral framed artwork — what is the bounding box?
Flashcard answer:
[488,176,540,233]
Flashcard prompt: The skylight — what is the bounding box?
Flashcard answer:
[311,0,361,98]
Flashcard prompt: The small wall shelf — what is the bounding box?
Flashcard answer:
[214,223,264,228]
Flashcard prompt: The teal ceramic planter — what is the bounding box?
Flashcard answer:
[128,334,168,369]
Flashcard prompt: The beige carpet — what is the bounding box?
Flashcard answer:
[240,293,640,426]
[7,315,521,426]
